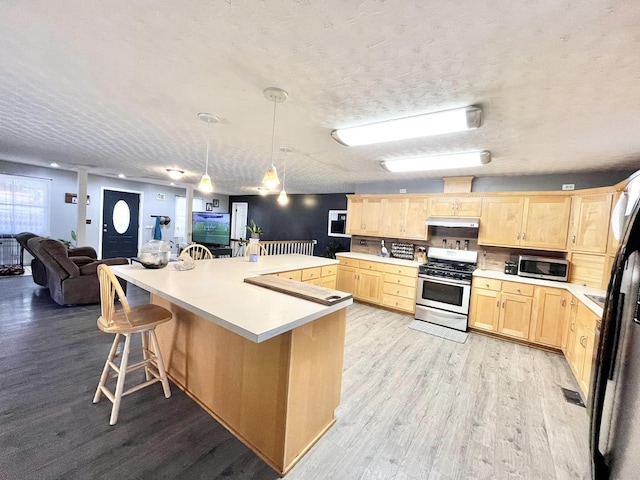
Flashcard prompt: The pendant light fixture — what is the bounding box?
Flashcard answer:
[277,146,291,206]
[262,87,288,190]
[197,112,219,193]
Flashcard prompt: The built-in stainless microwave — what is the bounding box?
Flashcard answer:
[518,255,569,282]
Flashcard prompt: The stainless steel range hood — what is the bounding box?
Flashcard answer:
[425,217,480,228]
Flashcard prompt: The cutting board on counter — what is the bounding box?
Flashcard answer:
[244,275,352,306]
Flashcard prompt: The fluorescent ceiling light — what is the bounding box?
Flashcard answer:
[118,173,126,178]
[332,106,482,146]
[50,162,60,168]
[381,151,491,172]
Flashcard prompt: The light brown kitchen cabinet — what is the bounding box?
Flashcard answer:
[336,263,357,293]
[479,195,571,250]
[562,294,579,357]
[383,196,429,239]
[429,197,482,217]
[498,281,534,340]
[479,197,525,247]
[336,258,384,305]
[563,298,599,396]
[469,284,501,332]
[530,286,568,348]
[520,196,571,250]
[381,264,418,314]
[469,278,533,340]
[569,193,613,253]
[346,196,383,236]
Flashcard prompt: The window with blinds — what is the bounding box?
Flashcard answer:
[0,174,51,235]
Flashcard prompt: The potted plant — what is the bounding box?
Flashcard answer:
[246,219,264,241]
[58,230,77,249]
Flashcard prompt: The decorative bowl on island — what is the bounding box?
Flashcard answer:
[139,240,171,269]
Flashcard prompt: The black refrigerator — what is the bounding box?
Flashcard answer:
[590,171,640,479]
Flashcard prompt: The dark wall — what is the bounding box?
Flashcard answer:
[229,193,353,257]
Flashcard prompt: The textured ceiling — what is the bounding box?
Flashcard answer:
[1,0,639,194]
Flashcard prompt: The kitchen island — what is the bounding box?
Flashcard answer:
[111,254,352,475]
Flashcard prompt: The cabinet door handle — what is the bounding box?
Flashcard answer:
[516,288,521,293]
[570,300,575,306]
[561,298,566,306]
[502,301,505,308]
[516,232,520,240]
[522,232,526,240]
[485,283,490,288]
[570,322,575,332]
[496,299,500,308]
[572,235,576,244]
[580,336,587,348]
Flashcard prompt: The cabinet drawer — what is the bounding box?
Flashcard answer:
[384,273,417,288]
[277,270,302,282]
[359,260,385,272]
[321,265,337,277]
[383,282,416,299]
[474,277,502,292]
[382,294,415,313]
[338,257,359,267]
[301,267,321,281]
[502,281,534,297]
[383,264,418,277]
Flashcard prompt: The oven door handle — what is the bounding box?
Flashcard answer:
[418,275,471,287]
[417,305,468,320]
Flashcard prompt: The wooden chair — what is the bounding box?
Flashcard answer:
[93,264,172,425]
[244,242,268,257]
[181,243,213,260]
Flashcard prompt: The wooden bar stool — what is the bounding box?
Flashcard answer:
[181,243,213,260]
[93,264,173,425]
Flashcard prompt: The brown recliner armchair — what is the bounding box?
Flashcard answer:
[16,232,99,287]
[27,237,129,306]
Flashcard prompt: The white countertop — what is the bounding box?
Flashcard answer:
[336,252,421,268]
[111,254,351,343]
[473,269,606,317]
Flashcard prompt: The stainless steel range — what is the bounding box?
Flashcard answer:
[415,247,478,332]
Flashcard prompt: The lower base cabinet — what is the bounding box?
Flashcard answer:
[469,278,533,340]
[565,301,598,396]
[276,265,337,290]
[337,258,417,313]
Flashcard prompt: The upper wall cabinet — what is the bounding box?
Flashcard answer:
[346,196,383,236]
[479,196,571,250]
[479,197,525,247]
[383,196,429,240]
[569,194,613,253]
[429,197,482,217]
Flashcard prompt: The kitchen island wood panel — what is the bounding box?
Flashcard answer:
[111,255,351,475]
[153,297,346,474]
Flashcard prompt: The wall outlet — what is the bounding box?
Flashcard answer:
[359,239,367,245]
[399,188,407,194]
[562,184,575,191]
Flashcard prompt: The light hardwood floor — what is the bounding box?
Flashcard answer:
[0,275,590,479]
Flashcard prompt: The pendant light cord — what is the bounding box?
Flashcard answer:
[205,119,211,175]
[270,99,277,167]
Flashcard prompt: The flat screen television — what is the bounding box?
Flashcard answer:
[191,212,231,247]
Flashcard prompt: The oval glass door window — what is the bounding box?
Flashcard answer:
[112,200,131,234]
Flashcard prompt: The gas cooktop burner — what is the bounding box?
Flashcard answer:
[418,247,478,282]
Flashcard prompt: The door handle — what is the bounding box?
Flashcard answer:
[501,301,505,308]
[580,336,587,348]
[516,232,520,240]
[561,298,566,306]
[496,299,499,308]
[570,322,575,332]
[522,233,526,240]
[572,235,576,243]
[516,288,521,293]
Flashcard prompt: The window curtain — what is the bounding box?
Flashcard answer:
[0,174,51,235]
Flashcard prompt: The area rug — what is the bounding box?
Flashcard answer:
[408,320,468,344]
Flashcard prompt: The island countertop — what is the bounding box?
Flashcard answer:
[111,254,351,343]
